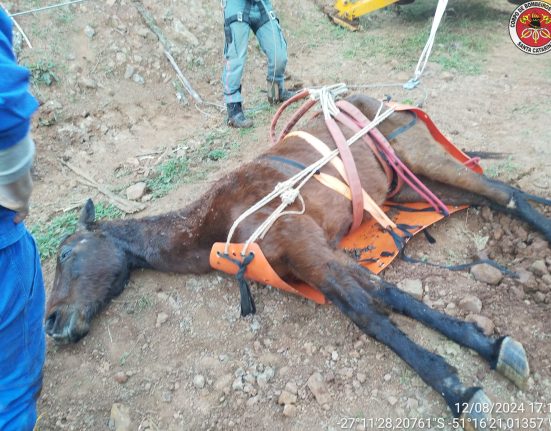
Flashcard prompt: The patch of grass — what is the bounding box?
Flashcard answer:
[207,148,227,161]
[146,156,189,198]
[30,202,123,259]
[485,156,519,180]
[26,59,59,86]
[119,351,131,366]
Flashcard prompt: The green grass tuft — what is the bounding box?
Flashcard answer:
[146,156,189,198]
[30,202,124,260]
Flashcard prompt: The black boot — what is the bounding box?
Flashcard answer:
[227,102,253,128]
[267,81,296,105]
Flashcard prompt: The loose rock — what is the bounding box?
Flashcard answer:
[84,25,95,38]
[397,279,423,300]
[80,77,98,89]
[307,372,331,405]
[126,182,147,200]
[114,371,128,384]
[284,381,298,395]
[530,260,548,276]
[155,312,169,327]
[466,314,495,335]
[109,403,133,431]
[278,390,297,406]
[458,295,482,314]
[193,374,206,389]
[470,264,503,285]
[283,404,298,417]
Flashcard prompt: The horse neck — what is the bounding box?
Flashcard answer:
[99,196,217,274]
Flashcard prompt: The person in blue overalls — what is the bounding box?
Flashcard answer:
[221,0,294,128]
[0,10,46,431]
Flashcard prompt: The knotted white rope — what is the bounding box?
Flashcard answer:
[224,84,397,256]
[308,83,348,119]
[404,0,449,89]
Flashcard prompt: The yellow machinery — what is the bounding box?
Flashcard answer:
[328,0,415,30]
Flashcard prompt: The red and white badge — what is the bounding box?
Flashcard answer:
[509,1,551,54]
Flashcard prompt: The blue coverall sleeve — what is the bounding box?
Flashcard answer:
[0,10,39,150]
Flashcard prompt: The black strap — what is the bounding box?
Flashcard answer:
[218,252,257,316]
[224,1,273,34]
[265,155,307,170]
[385,111,418,141]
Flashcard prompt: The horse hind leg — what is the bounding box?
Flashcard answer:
[391,135,551,243]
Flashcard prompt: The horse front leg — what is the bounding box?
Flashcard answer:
[269,218,493,428]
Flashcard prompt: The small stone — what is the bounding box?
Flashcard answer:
[542,274,551,286]
[109,403,132,431]
[283,404,297,417]
[530,260,548,276]
[517,268,537,288]
[278,390,297,405]
[534,292,546,303]
[383,373,391,382]
[114,371,128,384]
[307,372,331,405]
[250,318,261,333]
[126,182,147,200]
[356,373,366,384]
[257,367,275,388]
[162,391,172,403]
[84,25,95,38]
[246,396,259,407]
[471,264,503,285]
[480,207,493,222]
[331,351,339,361]
[458,295,482,314]
[466,314,495,336]
[132,73,145,85]
[80,77,97,89]
[284,381,298,395]
[387,396,398,406]
[232,377,244,392]
[441,71,454,82]
[124,65,135,79]
[397,279,423,300]
[214,374,233,393]
[405,397,419,410]
[193,374,205,389]
[155,312,169,327]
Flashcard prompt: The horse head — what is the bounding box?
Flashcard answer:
[46,199,130,344]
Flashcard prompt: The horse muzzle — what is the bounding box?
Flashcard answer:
[45,307,90,344]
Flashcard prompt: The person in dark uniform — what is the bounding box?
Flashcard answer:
[221,0,294,128]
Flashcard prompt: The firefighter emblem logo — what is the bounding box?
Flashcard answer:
[510,1,551,54]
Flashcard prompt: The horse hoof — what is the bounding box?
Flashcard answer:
[459,389,493,431]
[496,336,530,389]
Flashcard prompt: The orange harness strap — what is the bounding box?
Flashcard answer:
[285,131,396,231]
[388,102,483,174]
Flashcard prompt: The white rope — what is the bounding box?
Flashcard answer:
[8,0,89,17]
[404,0,448,89]
[224,85,396,256]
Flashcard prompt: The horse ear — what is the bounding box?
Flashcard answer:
[78,199,96,229]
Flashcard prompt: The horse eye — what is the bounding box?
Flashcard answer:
[59,246,72,262]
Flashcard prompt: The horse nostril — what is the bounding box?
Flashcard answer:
[45,311,59,335]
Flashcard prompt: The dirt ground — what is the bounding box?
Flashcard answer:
[7,0,551,429]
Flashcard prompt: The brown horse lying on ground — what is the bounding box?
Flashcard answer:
[47,94,550,428]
